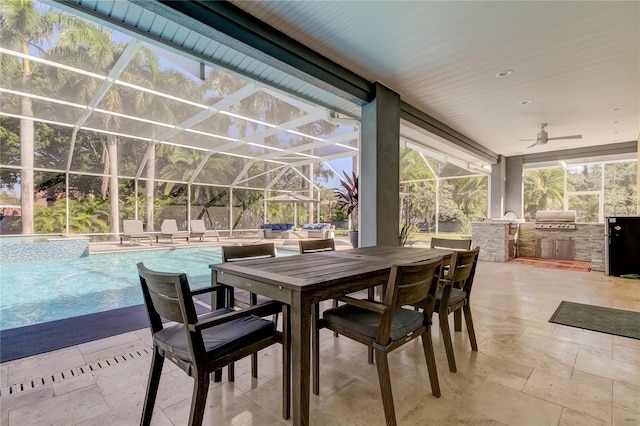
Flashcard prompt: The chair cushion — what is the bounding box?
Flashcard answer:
[154,308,275,361]
[323,305,424,341]
[436,287,467,306]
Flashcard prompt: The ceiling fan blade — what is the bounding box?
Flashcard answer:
[547,135,582,141]
[527,141,540,148]
[518,138,536,141]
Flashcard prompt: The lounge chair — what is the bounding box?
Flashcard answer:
[157,219,190,244]
[120,220,153,245]
[189,219,220,242]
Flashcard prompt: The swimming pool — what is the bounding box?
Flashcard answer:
[0,246,294,330]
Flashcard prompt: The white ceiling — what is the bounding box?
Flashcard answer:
[229,1,639,159]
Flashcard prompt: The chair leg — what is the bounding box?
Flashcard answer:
[454,309,463,331]
[141,348,164,426]
[463,304,478,351]
[228,363,235,382]
[332,299,339,337]
[439,309,457,373]
[374,350,397,426]
[282,304,291,420]
[251,353,258,378]
[312,303,320,395]
[366,290,376,364]
[188,369,210,426]
[250,292,259,378]
[213,369,222,382]
[420,332,441,398]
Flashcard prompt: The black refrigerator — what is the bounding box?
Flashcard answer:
[605,216,640,276]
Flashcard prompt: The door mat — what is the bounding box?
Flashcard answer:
[512,257,591,272]
[549,301,640,340]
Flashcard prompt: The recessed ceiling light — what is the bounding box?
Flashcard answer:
[496,69,514,78]
[610,106,624,111]
[519,99,533,105]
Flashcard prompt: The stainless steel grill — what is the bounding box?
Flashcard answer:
[534,210,577,230]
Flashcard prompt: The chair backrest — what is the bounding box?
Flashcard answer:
[430,237,472,250]
[190,219,207,233]
[378,256,443,343]
[455,246,479,296]
[441,247,480,305]
[137,262,198,333]
[222,243,276,262]
[123,219,144,233]
[161,219,179,233]
[299,238,335,254]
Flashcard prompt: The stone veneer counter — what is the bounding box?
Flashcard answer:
[471,221,519,262]
[517,223,605,272]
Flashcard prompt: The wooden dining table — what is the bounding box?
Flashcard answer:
[209,245,452,426]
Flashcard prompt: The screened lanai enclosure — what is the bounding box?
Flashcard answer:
[0,0,494,241]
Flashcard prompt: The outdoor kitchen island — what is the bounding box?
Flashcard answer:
[517,222,605,271]
[471,218,605,272]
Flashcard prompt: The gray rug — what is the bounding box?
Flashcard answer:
[550,301,640,340]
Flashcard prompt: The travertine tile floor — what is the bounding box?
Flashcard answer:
[1,261,639,425]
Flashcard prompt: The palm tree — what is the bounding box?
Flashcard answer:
[0,0,61,234]
[47,20,120,237]
[523,168,565,220]
[125,48,199,229]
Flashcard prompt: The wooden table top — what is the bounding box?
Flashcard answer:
[210,246,451,293]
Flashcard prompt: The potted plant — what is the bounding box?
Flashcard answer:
[335,171,359,248]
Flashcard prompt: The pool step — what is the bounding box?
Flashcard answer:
[0,347,152,398]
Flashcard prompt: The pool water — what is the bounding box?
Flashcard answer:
[0,247,293,330]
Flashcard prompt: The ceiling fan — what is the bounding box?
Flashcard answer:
[522,123,582,148]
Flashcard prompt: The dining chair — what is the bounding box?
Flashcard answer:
[137,262,290,425]
[318,257,444,426]
[430,237,472,250]
[436,247,480,373]
[220,243,278,380]
[298,238,335,254]
[298,238,338,395]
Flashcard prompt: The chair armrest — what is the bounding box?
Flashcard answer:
[189,300,283,332]
[190,286,219,296]
[336,295,388,314]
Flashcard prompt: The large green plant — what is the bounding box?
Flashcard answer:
[334,171,358,231]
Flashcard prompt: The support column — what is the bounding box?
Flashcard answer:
[490,155,505,219]
[505,155,524,218]
[490,155,524,219]
[360,82,401,247]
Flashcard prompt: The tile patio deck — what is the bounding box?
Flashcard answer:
[1,245,639,425]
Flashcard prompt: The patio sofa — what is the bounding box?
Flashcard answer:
[259,223,294,239]
[260,223,335,239]
[301,223,335,238]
